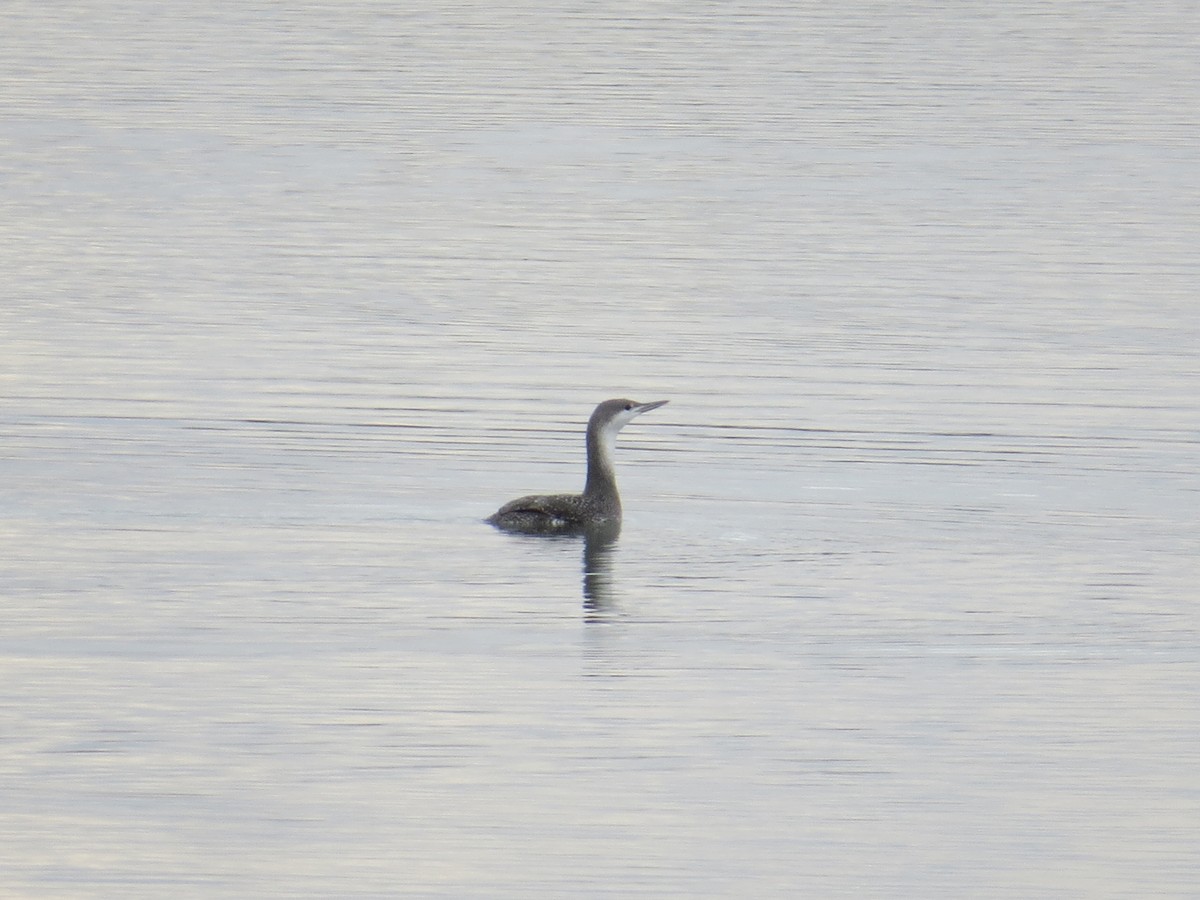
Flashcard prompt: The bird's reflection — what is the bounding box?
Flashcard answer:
[581,520,621,619]
[491,519,623,618]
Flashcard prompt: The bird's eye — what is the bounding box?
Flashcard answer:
[624,403,633,410]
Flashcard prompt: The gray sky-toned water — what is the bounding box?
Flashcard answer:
[2,2,1198,897]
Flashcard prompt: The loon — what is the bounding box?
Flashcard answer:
[487,398,668,534]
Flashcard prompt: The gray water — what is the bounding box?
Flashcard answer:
[3,2,1198,897]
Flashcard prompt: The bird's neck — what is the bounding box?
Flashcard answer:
[583,423,621,515]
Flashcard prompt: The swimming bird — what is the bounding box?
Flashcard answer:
[487,398,668,535]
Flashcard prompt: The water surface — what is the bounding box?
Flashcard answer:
[2,2,1198,897]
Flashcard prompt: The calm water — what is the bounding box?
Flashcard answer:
[3,2,1198,897]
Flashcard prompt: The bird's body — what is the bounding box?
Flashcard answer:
[487,398,667,535]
